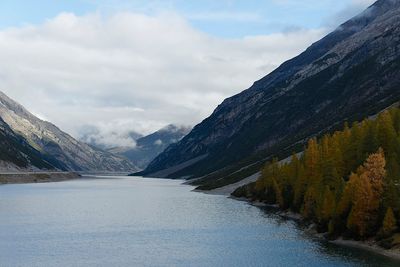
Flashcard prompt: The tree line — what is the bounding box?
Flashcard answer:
[237,108,400,240]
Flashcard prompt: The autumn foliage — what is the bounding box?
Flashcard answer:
[252,109,400,239]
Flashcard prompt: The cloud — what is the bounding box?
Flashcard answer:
[0,11,325,146]
[325,0,376,28]
[187,11,262,22]
[154,139,163,145]
[78,121,139,149]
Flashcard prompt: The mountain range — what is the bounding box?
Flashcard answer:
[138,0,400,188]
[0,91,138,172]
[108,124,191,169]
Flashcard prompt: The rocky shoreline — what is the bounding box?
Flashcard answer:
[238,197,400,261]
[195,182,400,262]
[0,172,81,184]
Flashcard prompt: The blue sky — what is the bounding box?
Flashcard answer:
[0,0,374,37]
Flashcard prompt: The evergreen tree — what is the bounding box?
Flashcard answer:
[381,207,397,237]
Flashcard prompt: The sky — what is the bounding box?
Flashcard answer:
[0,0,376,148]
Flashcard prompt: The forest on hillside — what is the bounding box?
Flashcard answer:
[233,108,400,246]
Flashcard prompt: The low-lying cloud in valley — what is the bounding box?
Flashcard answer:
[0,2,373,147]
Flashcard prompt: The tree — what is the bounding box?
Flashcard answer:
[320,186,335,224]
[304,138,322,186]
[381,207,397,236]
[249,107,400,239]
[321,136,341,192]
[293,164,306,211]
[302,186,318,219]
[346,150,386,237]
[273,177,284,208]
[331,133,345,179]
[382,179,400,213]
[347,173,373,238]
[377,112,397,155]
[362,148,386,210]
[337,173,357,218]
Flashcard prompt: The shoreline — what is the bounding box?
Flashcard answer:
[196,184,400,261]
[331,238,400,261]
[248,199,400,261]
[192,172,260,195]
[0,172,81,185]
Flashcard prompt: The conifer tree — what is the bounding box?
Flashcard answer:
[337,173,357,218]
[273,177,284,208]
[381,207,397,236]
[347,173,373,238]
[252,107,400,239]
[377,112,397,155]
[302,186,317,219]
[331,133,345,179]
[321,186,335,224]
[305,138,321,185]
[346,150,386,237]
[293,164,306,211]
[362,148,386,207]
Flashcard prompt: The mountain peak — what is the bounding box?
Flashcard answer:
[139,0,400,181]
[338,0,400,31]
[159,124,192,134]
[110,124,191,170]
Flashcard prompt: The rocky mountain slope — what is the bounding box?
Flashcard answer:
[109,124,191,169]
[139,0,400,185]
[0,116,57,171]
[0,91,138,172]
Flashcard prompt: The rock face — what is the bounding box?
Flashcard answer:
[140,0,400,180]
[0,117,56,171]
[109,124,191,169]
[0,91,138,172]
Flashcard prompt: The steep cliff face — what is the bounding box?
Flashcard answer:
[0,91,138,172]
[140,0,400,180]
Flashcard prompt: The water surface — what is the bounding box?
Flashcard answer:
[0,176,399,266]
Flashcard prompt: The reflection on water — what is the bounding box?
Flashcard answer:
[0,176,398,267]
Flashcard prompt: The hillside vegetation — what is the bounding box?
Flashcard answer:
[233,108,400,247]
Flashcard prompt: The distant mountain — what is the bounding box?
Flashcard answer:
[0,91,138,172]
[139,0,400,186]
[110,124,191,169]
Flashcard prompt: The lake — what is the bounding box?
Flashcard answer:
[0,176,399,267]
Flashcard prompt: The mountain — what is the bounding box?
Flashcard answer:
[138,0,400,186]
[110,124,191,169]
[0,91,138,172]
[0,116,57,171]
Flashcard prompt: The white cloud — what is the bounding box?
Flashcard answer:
[154,139,163,145]
[0,11,326,145]
[187,11,262,22]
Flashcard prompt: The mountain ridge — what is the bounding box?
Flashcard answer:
[109,124,191,169]
[0,91,138,172]
[139,0,400,184]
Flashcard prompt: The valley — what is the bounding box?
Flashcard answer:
[1,0,400,266]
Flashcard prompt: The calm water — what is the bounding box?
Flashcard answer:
[0,176,399,267]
